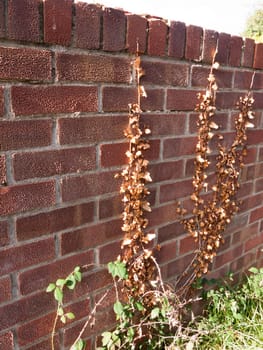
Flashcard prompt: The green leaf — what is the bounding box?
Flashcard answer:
[54,287,63,303]
[249,267,258,274]
[72,339,86,350]
[135,301,144,311]
[65,312,75,320]
[65,275,77,290]
[102,331,112,346]
[113,301,124,316]
[150,307,160,319]
[57,306,64,316]
[108,261,127,279]
[46,283,56,293]
[60,315,66,324]
[56,278,66,287]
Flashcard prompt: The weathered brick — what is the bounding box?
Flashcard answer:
[202,29,218,63]
[234,71,254,90]
[0,238,55,275]
[141,88,165,112]
[0,1,5,38]
[99,194,122,220]
[0,119,52,150]
[75,3,102,49]
[0,47,51,82]
[13,146,96,180]
[229,36,243,66]
[0,86,4,116]
[185,25,203,61]
[141,61,188,86]
[191,66,233,88]
[166,89,198,111]
[8,0,40,42]
[148,19,167,56]
[0,276,12,303]
[215,33,231,65]
[242,38,255,68]
[18,251,93,295]
[103,7,126,51]
[58,115,126,146]
[44,0,72,45]
[62,170,119,202]
[102,86,136,112]
[0,220,9,246]
[0,154,6,185]
[11,86,98,116]
[0,291,54,330]
[127,14,147,54]
[253,43,263,69]
[56,53,131,83]
[142,113,187,137]
[0,331,14,350]
[168,21,186,59]
[159,179,193,204]
[61,219,121,255]
[100,142,127,168]
[16,202,94,241]
[0,181,56,216]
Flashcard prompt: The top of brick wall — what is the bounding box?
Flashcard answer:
[2,0,263,69]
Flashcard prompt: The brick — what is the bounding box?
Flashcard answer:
[215,244,243,268]
[142,113,187,137]
[56,52,131,83]
[242,38,255,68]
[99,194,122,220]
[215,33,231,65]
[149,160,184,183]
[0,1,5,38]
[245,233,263,252]
[75,3,102,49]
[179,235,197,255]
[141,61,188,86]
[0,331,14,350]
[0,154,6,184]
[159,179,193,204]
[99,240,122,264]
[166,253,194,279]
[19,251,93,295]
[44,0,72,45]
[163,136,197,159]
[18,299,90,346]
[102,86,136,112]
[250,206,263,223]
[0,291,54,330]
[216,91,242,110]
[103,7,126,51]
[13,146,96,180]
[20,336,59,350]
[156,240,177,264]
[0,276,12,303]
[189,112,228,134]
[229,36,243,66]
[8,0,40,42]
[147,202,178,229]
[16,202,94,241]
[58,114,127,145]
[147,19,167,56]
[185,25,203,61]
[0,46,51,82]
[0,220,9,246]
[168,21,186,59]
[0,238,55,275]
[62,170,119,202]
[158,221,184,244]
[141,88,165,112]
[253,72,263,90]
[0,119,52,150]
[100,142,127,168]
[253,92,263,109]
[166,89,198,111]
[0,86,4,116]
[234,71,254,90]
[253,43,263,69]
[127,14,147,54]
[0,181,56,216]
[61,218,121,255]
[202,29,218,63]
[11,86,98,116]
[191,66,233,88]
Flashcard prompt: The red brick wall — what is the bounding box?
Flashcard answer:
[0,1,263,349]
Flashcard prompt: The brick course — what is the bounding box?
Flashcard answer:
[0,1,262,349]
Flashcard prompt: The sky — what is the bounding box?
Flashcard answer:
[86,0,263,36]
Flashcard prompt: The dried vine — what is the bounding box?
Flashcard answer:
[178,63,255,278]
